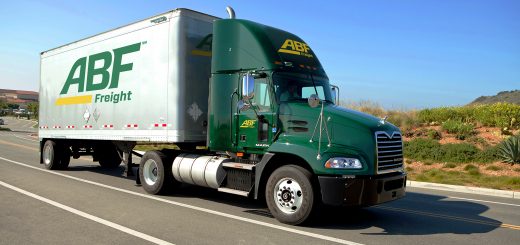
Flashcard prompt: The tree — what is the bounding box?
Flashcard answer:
[27,102,39,120]
[7,103,19,110]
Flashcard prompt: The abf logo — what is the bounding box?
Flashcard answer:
[240,119,256,128]
[278,39,313,58]
[55,42,141,106]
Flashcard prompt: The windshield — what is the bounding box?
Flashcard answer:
[273,72,333,103]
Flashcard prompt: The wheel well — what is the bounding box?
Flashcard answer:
[257,153,320,202]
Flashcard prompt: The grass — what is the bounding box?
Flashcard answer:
[410,169,520,190]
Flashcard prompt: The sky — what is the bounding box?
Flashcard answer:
[0,0,518,109]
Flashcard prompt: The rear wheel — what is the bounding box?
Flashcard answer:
[59,146,71,169]
[265,165,315,225]
[139,151,175,195]
[42,140,61,170]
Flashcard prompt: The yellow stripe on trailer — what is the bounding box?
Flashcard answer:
[55,95,92,105]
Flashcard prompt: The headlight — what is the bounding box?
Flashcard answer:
[325,157,362,169]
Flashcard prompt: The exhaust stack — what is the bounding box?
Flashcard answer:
[226,6,235,19]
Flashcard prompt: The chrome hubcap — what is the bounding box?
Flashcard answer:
[43,144,53,165]
[274,178,303,214]
[143,159,158,186]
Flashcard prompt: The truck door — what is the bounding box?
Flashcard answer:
[234,74,275,153]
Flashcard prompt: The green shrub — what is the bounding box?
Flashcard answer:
[418,103,520,129]
[441,120,475,140]
[497,136,520,164]
[404,138,500,163]
[464,164,480,176]
[443,143,480,163]
[443,163,457,168]
[404,138,443,161]
[405,166,413,172]
[467,136,490,148]
[485,165,502,171]
[476,146,501,163]
[427,129,442,140]
[464,164,478,171]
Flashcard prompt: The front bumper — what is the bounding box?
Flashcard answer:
[318,172,406,206]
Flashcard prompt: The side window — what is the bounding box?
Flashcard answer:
[252,78,271,112]
[301,86,325,100]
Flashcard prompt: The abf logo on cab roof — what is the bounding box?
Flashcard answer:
[55,42,141,106]
[278,39,313,58]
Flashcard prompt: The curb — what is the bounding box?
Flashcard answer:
[407,180,519,199]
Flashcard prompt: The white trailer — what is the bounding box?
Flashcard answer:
[39,9,216,143]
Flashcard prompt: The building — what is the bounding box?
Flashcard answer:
[0,89,39,104]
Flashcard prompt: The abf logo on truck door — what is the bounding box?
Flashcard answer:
[55,42,141,106]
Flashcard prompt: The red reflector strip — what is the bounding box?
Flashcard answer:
[102,124,114,128]
[52,126,61,129]
[66,125,75,129]
[83,125,93,129]
[152,123,169,128]
[125,124,139,128]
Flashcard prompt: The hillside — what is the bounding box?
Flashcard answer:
[470,90,520,105]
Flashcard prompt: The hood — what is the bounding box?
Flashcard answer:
[279,103,399,136]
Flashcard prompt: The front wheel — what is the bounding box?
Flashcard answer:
[265,165,315,225]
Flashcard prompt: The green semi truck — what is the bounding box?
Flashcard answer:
[39,7,406,225]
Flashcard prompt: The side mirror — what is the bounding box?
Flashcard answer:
[242,74,255,101]
[237,100,250,111]
[308,94,320,108]
[331,85,339,105]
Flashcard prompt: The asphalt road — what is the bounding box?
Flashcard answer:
[1,117,519,245]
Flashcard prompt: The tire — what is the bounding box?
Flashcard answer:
[96,144,121,168]
[42,140,61,170]
[59,147,71,169]
[139,151,175,195]
[265,165,315,225]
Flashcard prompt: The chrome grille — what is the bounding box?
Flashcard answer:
[375,131,403,173]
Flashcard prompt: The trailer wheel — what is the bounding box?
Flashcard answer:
[59,147,71,169]
[42,140,61,170]
[97,144,121,168]
[265,165,315,225]
[139,151,175,195]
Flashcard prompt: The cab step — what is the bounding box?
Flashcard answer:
[217,187,250,197]
[222,162,255,170]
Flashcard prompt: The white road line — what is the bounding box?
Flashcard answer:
[0,156,363,245]
[11,133,39,142]
[446,196,520,207]
[0,180,175,245]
